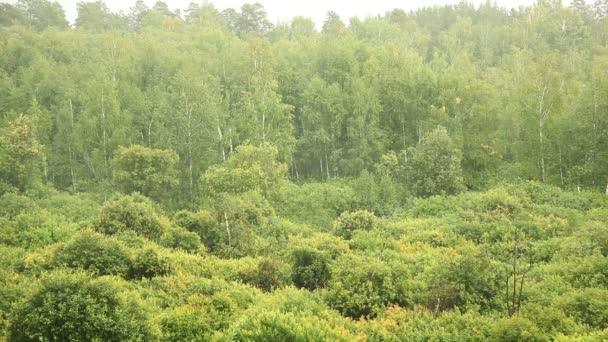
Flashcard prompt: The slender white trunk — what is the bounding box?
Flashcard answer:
[262,111,266,143]
[325,153,330,180]
[229,128,233,154]
[68,99,76,192]
[559,146,564,186]
[224,211,232,246]
[101,92,108,169]
[188,145,193,198]
[147,120,153,146]
[217,126,226,161]
[538,85,548,183]
[320,158,324,180]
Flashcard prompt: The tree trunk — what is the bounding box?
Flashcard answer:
[538,85,548,183]
[217,126,226,161]
[320,158,324,180]
[229,128,233,154]
[559,145,564,186]
[188,145,193,199]
[68,99,76,192]
[224,211,232,246]
[101,92,108,170]
[325,153,330,180]
[539,121,545,183]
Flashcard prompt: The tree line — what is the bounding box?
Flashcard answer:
[1,0,607,208]
[1,1,608,341]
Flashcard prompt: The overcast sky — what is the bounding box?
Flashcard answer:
[6,0,558,25]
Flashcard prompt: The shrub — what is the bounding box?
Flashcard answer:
[291,247,331,290]
[559,288,608,329]
[493,316,547,342]
[129,248,171,279]
[96,194,166,240]
[334,210,377,240]
[0,193,38,218]
[112,144,179,201]
[327,253,406,318]
[174,210,221,251]
[365,307,493,341]
[225,311,357,341]
[7,271,153,341]
[54,230,131,276]
[239,257,283,292]
[159,227,202,253]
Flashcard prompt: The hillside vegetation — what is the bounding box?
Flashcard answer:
[1,0,608,341]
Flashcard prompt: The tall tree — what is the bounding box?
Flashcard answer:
[112,145,179,201]
[75,1,127,32]
[16,0,68,31]
[408,126,465,197]
[0,114,45,192]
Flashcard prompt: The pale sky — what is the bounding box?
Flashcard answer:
[5,0,561,26]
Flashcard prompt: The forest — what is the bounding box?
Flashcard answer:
[0,0,608,340]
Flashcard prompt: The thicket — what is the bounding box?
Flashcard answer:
[1,0,608,340]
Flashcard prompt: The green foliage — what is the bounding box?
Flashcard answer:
[2,1,608,340]
[7,271,153,341]
[493,316,547,342]
[0,192,38,218]
[408,126,466,197]
[327,253,406,318]
[202,144,288,195]
[291,247,331,290]
[174,210,221,251]
[112,145,179,201]
[129,248,171,279]
[334,210,378,240]
[95,194,167,240]
[351,170,399,217]
[54,230,131,276]
[423,244,501,312]
[212,191,275,257]
[159,227,202,253]
[238,257,283,292]
[225,310,356,341]
[271,181,355,228]
[0,208,78,249]
[559,288,608,329]
[365,307,492,341]
[0,115,45,192]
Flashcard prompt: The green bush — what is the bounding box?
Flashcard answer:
[239,257,283,292]
[159,306,212,342]
[334,210,377,240]
[0,193,38,218]
[174,210,221,251]
[54,230,131,276]
[559,288,608,329]
[291,247,331,290]
[129,248,171,279]
[7,271,154,341]
[493,316,548,342]
[270,181,356,228]
[365,307,492,341]
[159,227,202,253]
[0,210,78,249]
[327,253,406,318]
[225,310,356,341]
[95,194,166,240]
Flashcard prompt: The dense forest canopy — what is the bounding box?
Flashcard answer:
[0,0,608,341]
